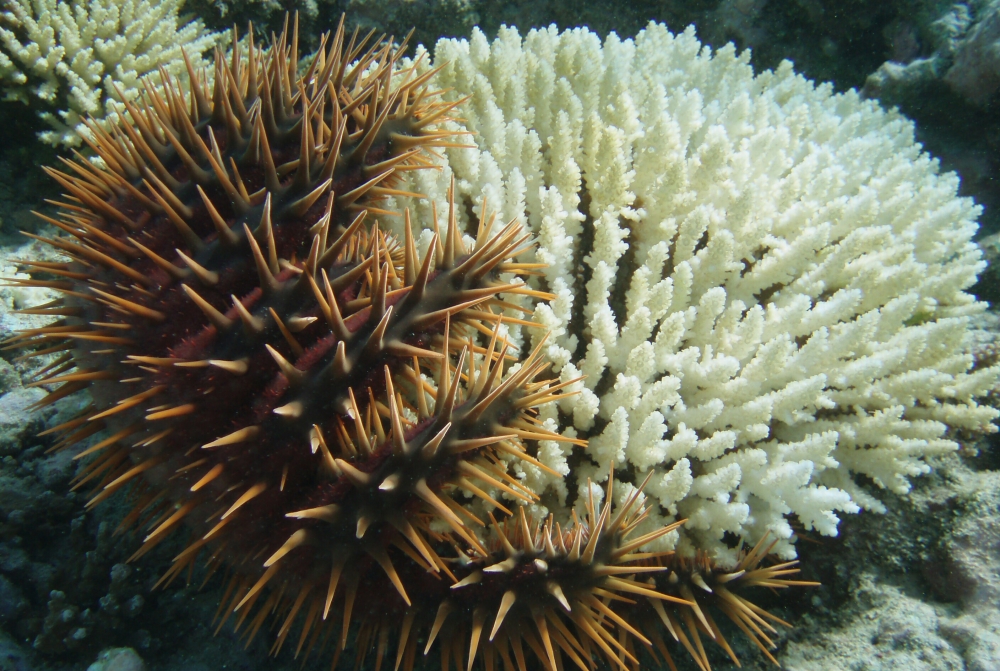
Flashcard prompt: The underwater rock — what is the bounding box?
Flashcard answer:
[939,613,1000,671]
[865,0,1000,108]
[0,544,27,574]
[0,470,69,525]
[862,56,942,103]
[0,630,31,671]
[189,0,318,31]
[931,467,1000,671]
[0,239,65,327]
[942,473,1000,607]
[0,361,16,396]
[31,450,73,491]
[783,577,966,671]
[345,0,480,47]
[781,447,1000,670]
[0,387,46,458]
[32,590,87,654]
[976,232,1000,304]
[21,537,166,659]
[942,1,1000,106]
[0,575,25,625]
[862,3,973,105]
[86,647,146,671]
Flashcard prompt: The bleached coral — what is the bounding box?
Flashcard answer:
[0,0,223,146]
[389,23,999,563]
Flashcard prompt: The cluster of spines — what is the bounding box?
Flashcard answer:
[3,12,816,671]
[195,320,582,658]
[236,466,812,671]
[636,540,815,671]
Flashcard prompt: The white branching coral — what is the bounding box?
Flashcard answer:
[389,23,1000,563]
[0,0,223,146]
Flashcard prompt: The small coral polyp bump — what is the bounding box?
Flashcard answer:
[9,15,811,671]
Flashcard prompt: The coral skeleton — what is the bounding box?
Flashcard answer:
[381,23,1000,562]
[0,0,223,146]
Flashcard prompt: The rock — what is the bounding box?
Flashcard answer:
[939,613,1000,671]
[0,459,74,526]
[939,482,1000,607]
[976,232,1000,305]
[930,469,1000,671]
[25,563,55,601]
[782,454,1000,670]
[32,590,81,654]
[108,563,131,590]
[0,360,18,396]
[861,1,1000,110]
[123,595,144,618]
[0,388,47,456]
[0,630,31,671]
[781,577,965,670]
[33,449,73,490]
[0,476,39,522]
[0,575,26,623]
[0,238,63,342]
[862,57,940,102]
[0,543,28,573]
[86,647,146,671]
[943,2,1000,105]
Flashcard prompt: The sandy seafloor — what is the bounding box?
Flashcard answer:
[2,1,1000,670]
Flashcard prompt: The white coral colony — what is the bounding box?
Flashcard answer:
[393,22,1000,563]
[0,0,222,146]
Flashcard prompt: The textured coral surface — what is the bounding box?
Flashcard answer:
[381,23,1000,563]
[0,0,223,146]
